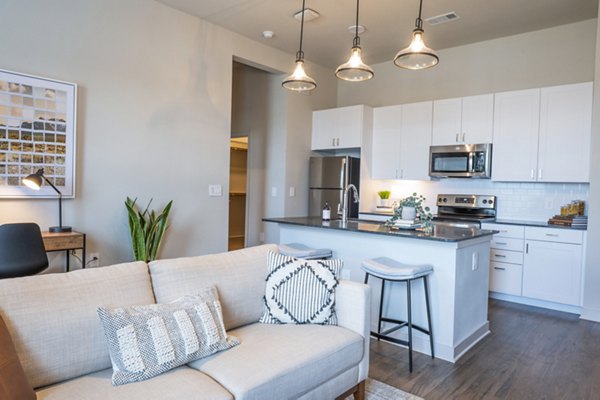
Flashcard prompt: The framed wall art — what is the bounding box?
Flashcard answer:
[0,69,76,198]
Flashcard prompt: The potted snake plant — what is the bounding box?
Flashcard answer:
[125,197,173,262]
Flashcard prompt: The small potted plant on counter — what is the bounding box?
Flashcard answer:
[377,190,392,208]
[387,192,432,227]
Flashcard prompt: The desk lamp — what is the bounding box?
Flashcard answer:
[22,168,72,233]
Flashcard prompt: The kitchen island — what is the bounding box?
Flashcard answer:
[264,216,497,362]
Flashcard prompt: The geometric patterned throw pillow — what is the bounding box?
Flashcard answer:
[97,286,239,386]
[259,251,342,325]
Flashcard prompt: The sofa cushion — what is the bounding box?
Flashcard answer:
[260,251,342,325]
[0,313,35,400]
[35,366,233,400]
[149,244,278,331]
[0,261,154,389]
[97,287,239,385]
[188,322,363,400]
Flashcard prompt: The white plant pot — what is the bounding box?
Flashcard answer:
[401,206,416,221]
[378,198,391,208]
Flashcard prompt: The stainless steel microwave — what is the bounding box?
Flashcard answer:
[429,143,492,178]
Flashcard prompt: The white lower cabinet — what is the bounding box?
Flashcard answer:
[484,223,524,297]
[490,262,523,296]
[522,228,583,306]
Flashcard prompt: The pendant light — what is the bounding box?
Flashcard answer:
[335,0,374,82]
[282,0,317,91]
[393,0,439,70]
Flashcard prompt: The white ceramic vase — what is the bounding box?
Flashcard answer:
[401,206,416,221]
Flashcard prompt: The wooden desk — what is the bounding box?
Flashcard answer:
[42,231,86,272]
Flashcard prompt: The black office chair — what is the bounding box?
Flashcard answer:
[0,223,49,279]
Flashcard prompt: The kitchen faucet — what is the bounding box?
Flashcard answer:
[341,184,359,224]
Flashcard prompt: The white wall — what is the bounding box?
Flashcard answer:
[0,0,335,270]
[337,19,597,107]
[582,5,600,322]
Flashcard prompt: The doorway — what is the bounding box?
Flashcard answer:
[228,136,248,250]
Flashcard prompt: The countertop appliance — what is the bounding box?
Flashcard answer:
[429,143,492,178]
[434,194,497,229]
[309,156,360,219]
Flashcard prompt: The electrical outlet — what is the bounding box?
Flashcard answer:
[88,252,100,268]
[289,186,296,197]
[472,252,479,271]
[208,184,223,197]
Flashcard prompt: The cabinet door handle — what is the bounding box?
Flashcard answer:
[494,254,507,258]
[400,169,404,179]
[495,242,508,245]
[462,132,466,142]
[538,168,542,180]
[494,266,506,271]
[526,243,529,253]
[332,138,335,147]
[456,133,459,142]
[531,169,535,179]
[545,233,559,237]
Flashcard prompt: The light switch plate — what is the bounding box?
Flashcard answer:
[289,186,296,197]
[209,184,222,197]
[271,187,277,197]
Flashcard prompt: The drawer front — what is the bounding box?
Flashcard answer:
[490,249,523,264]
[525,226,583,244]
[490,237,523,252]
[482,223,525,239]
[490,262,523,296]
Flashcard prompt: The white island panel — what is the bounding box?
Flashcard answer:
[277,223,491,362]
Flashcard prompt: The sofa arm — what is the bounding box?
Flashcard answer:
[336,280,371,382]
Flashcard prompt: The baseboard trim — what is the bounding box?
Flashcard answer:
[580,307,600,322]
[453,322,490,362]
[489,292,581,315]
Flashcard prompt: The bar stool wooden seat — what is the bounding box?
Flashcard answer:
[362,257,434,372]
[278,243,333,260]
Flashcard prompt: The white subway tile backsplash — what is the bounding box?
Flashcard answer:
[374,179,589,223]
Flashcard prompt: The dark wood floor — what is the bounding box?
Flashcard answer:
[369,299,600,400]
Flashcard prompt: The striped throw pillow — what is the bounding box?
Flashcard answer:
[97,286,239,386]
[260,251,342,325]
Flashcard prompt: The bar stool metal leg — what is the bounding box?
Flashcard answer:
[377,279,386,338]
[407,279,413,373]
[424,275,435,359]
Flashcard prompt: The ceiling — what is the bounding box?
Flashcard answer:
[156,0,598,68]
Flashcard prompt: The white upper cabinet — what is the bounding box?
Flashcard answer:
[399,101,433,180]
[492,89,541,182]
[371,105,401,180]
[371,102,432,180]
[537,82,593,182]
[493,82,592,183]
[432,94,494,145]
[312,105,367,150]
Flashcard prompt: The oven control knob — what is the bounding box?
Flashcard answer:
[482,199,488,204]
[489,199,494,204]
[443,198,448,203]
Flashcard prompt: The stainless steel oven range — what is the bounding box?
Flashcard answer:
[433,194,497,229]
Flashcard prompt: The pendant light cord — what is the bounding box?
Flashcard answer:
[296,0,307,61]
[353,0,361,48]
[415,0,424,29]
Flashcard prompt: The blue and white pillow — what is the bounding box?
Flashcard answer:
[260,251,342,325]
[97,286,239,386]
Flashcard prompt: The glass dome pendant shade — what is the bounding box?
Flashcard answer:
[282,54,317,91]
[336,0,373,82]
[335,41,374,82]
[393,0,439,70]
[282,0,317,92]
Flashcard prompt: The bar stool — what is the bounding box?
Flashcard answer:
[362,257,434,372]
[278,243,333,260]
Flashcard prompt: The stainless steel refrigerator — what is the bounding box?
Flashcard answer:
[309,156,360,219]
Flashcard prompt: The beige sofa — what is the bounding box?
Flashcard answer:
[0,244,371,400]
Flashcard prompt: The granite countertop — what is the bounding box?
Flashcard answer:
[487,219,587,230]
[263,216,497,243]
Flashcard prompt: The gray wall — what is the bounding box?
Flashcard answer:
[582,5,600,322]
[337,19,597,107]
[0,0,335,269]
